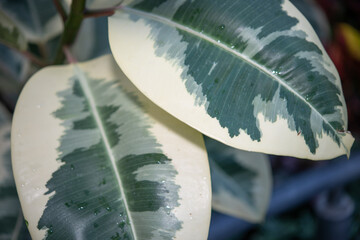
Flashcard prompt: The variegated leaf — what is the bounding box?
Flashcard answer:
[0,0,62,42]
[0,103,28,240]
[290,0,330,43]
[11,55,211,240]
[108,0,354,160]
[0,9,27,51]
[206,138,271,222]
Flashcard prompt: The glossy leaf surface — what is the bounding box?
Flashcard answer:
[11,55,211,240]
[109,0,354,160]
[206,138,272,222]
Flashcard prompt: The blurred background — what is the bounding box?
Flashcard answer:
[0,0,359,239]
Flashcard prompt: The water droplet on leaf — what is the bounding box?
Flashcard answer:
[305,95,312,101]
[48,226,53,235]
[94,209,100,215]
[77,202,88,210]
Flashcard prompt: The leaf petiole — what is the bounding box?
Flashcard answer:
[53,0,86,64]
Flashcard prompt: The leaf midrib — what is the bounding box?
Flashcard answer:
[121,6,348,155]
[73,65,137,240]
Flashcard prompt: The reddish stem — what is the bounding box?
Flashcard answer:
[84,4,123,18]
[21,50,48,67]
[63,46,77,64]
[53,0,67,23]
[53,0,86,64]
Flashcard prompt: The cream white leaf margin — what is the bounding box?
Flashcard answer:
[108,0,354,160]
[11,54,211,240]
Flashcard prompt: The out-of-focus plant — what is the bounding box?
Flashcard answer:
[0,0,355,239]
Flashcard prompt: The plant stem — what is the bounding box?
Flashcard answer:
[21,50,48,67]
[63,45,77,64]
[53,0,86,64]
[52,0,68,23]
[84,8,115,18]
[84,4,123,18]
[37,42,49,60]
[0,41,48,67]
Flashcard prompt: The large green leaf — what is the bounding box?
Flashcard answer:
[0,0,62,42]
[0,103,29,240]
[0,8,26,51]
[108,0,354,160]
[11,55,211,240]
[206,137,272,222]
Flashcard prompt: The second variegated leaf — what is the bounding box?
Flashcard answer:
[11,55,211,240]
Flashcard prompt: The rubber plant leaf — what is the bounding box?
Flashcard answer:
[0,0,62,42]
[0,9,27,51]
[108,0,354,160]
[205,137,272,222]
[0,103,29,240]
[11,55,211,240]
